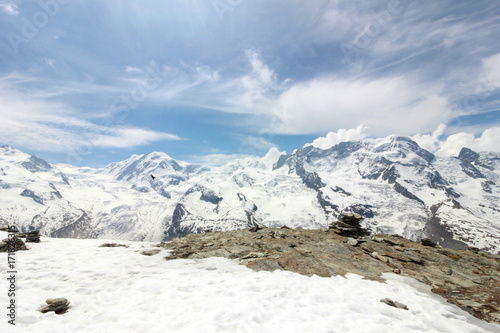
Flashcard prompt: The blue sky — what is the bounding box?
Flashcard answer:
[1,0,500,167]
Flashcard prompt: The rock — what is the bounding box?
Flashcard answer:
[380,298,408,310]
[420,238,436,247]
[358,235,374,243]
[376,254,389,263]
[347,238,358,246]
[329,212,369,237]
[99,243,129,248]
[25,230,41,243]
[467,246,480,253]
[446,268,453,275]
[40,298,70,314]
[141,249,161,256]
[0,237,28,252]
[249,225,264,232]
[481,252,500,260]
[241,252,267,259]
[0,225,18,233]
[383,238,404,247]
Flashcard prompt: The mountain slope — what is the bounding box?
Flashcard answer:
[0,137,499,253]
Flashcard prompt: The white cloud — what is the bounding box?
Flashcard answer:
[0,79,181,153]
[0,0,19,15]
[41,58,56,68]
[268,75,450,136]
[436,127,500,156]
[191,153,249,166]
[411,124,446,153]
[90,128,181,149]
[477,52,500,93]
[178,52,451,137]
[237,135,278,155]
[408,124,500,156]
[306,125,368,149]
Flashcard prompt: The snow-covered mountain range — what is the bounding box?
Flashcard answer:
[1,135,499,253]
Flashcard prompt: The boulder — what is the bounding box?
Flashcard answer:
[380,298,408,310]
[421,238,437,247]
[0,236,28,252]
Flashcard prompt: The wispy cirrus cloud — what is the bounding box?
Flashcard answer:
[0,74,182,153]
[1,0,500,165]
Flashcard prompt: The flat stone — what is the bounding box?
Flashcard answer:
[376,254,389,263]
[380,298,408,310]
[421,238,437,247]
[46,298,69,307]
[241,252,267,259]
[141,249,161,256]
[383,238,404,247]
[99,243,129,248]
[347,238,358,247]
[337,221,359,228]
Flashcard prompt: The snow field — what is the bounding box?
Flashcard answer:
[0,234,498,332]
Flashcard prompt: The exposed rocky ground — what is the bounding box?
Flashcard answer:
[158,223,500,324]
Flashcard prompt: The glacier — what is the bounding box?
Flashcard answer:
[0,135,499,253]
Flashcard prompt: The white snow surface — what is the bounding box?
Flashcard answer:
[0,233,498,333]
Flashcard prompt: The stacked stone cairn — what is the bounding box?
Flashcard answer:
[329,212,369,237]
[40,298,70,314]
[0,225,18,233]
[16,230,41,243]
[25,230,41,243]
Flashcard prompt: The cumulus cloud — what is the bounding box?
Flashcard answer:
[410,124,500,157]
[436,127,500,156]
[269,75,450,136]
[306,125,368,149]
[411,124,446,152]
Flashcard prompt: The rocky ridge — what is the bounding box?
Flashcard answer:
[158,224,500,324]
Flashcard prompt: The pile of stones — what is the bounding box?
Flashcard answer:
[0,225,18,233]
[329,212,369,237]
[0,236,28,252]
[99,243,129,248]
[18,230,41,243]
[40,298,70,314]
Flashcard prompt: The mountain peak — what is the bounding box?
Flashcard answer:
[144,151,174,160]
[458,147,479,164]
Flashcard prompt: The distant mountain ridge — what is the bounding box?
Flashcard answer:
[0,136,499,253]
